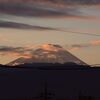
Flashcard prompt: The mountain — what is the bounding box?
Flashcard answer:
[7,44,87,66]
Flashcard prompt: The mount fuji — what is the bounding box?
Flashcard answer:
[8,44,87,66]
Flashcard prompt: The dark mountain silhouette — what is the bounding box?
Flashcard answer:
[7,44,87,66]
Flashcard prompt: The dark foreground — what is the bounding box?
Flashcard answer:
[0,64,100,100]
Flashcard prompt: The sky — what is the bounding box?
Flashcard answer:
[0,2,100,65]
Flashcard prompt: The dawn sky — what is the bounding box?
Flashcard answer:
[0,2,100,65]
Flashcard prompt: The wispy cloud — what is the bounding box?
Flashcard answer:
[65,44,89,51]
[0,21,58,30]
[0,1,100,20]
[0,46,33,58]
[0,3,85,18]
[66,40,100,51]
[0,3,69,17]
[90,40,100,46]
[0,20,100,37]
[0,0,100,6]
[61,29,100,36]
[0,46,25,53]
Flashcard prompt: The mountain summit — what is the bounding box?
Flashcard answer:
[8,44,87,66]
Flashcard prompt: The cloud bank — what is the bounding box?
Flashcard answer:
[0,46,33,58]
[0,0,100,5]
[0,40,100,58]
[0,2,86,18]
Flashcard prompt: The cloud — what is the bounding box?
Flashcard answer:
[61,29,100,36]
[6,52,32,59]
[0,36,9,41]
[0,46,25,51]
[0,21,100,37]
[66,44,89,51]
[0,21,58,30]
[0,46,33,58]
[0,2,85,18]
[90,40,100,46]
[39,44,62,52]
[0,0,100,5]
[1,20,99,37]
[0,40,100,57]
[70,44,89,50]
[0,3,67,17]
[66,40,100,51]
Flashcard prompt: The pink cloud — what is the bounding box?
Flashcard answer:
[66,40,100,51]
[11,52,32,58]
[90,40,100,46]
[2,51,32,58]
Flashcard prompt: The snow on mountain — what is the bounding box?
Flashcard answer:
[7,44,87,66]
